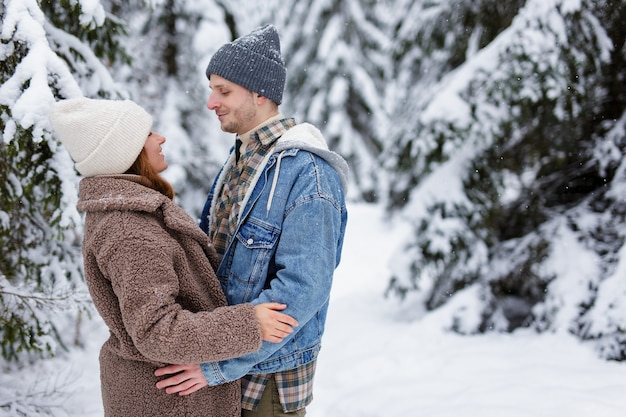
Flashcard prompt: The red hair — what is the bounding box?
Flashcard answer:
[126,148,174,199]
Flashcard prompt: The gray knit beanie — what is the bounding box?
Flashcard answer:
[206,24,286,105]
[49,97,152,177]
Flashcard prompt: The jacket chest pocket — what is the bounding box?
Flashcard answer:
[227,218,280,302]
[237,218,279,249]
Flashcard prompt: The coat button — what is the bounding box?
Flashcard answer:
[247,238,254,245]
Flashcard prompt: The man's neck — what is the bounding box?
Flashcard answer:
[238,113,284,147]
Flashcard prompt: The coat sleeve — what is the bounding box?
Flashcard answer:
[95,213,262,364]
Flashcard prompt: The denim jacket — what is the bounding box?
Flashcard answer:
[199,123,349,385]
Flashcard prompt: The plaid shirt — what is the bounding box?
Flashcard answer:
[241,361,316,412]
[209,117,316,412]
[209,117,295,256]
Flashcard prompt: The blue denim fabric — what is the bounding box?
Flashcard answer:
[199,145,347,385]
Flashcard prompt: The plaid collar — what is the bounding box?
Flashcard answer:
[253,117,297,146]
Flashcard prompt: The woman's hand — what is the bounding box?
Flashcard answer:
[254,302,298,343]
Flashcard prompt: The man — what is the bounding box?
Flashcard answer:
[155,24,349,416]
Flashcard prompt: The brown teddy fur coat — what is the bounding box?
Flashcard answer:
[77,175,261,417]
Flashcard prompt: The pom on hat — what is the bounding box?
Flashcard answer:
[206,24,286,105]
[49,97,152,177]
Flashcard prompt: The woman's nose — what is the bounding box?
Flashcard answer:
[153,132,165,144]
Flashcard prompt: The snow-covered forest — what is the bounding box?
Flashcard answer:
[1,0,624,415]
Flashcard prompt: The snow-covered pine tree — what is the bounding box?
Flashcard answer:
[384,0,525,208]
[272,0,394,201]
[0,0,123,363]
[106,0,240,216]
[385,0,626,360]
[37,0,269,221]
[1,0,133,413]
[564,0,626,360]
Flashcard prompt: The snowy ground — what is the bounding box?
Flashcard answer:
[62,203,625,416]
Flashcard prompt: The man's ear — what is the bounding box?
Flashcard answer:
[255,94,269,105]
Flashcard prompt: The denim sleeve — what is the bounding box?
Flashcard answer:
[201,190,344,385]
[199,163,228,233]
[198,196,211,234]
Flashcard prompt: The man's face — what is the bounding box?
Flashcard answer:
[207,75,258,135]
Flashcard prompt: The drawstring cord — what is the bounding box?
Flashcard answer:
[267,150,286,216]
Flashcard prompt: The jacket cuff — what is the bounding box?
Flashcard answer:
[200,362,226,386]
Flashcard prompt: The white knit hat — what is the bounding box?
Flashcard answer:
[49,97,152,177]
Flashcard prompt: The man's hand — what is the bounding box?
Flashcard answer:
[155,364,206,395]
[154,303,297,395]
[254,302,298,343]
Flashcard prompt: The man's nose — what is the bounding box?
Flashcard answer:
[207,94,218,110]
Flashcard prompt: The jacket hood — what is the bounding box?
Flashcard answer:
[274,123,350,193]
[210,122,350,224]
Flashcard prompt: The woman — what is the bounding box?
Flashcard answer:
[48,97,297,417]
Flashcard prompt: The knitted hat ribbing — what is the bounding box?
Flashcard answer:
[49,97,152,177]
[206,24,286,105]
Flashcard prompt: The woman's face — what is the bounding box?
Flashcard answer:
[144,132,168,173]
